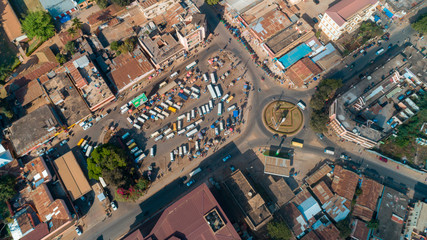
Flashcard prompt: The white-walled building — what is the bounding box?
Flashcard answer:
[319,0,379,40]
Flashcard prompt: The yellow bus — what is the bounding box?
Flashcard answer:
[226,95,234,103]
[173,122,177,132]
[291,139,304,148]
[128,142,137,149]
[77,138,85,146]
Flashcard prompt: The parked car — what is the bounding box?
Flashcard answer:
[312,17,318,23]
[60,139,68,146]
[230,165,236,172]
[318,14,323,19]
[186,179,195,187]
[111,201,118,211]
[379,156,388,163]
[75,226,82,236]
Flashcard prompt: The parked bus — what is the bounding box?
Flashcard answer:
[210,72,216,84]
[161,102,169,108]
[177,114,186,120]
[177,129,186,135]
[198,107,203,116]
[221,94,229,102]
[177,120,182,130]
[166,100,174,106]
[207,84,217,99]
[161,111,169,117]
[154,134,163,142]
[218,102,223,116]
[191,109,195,119]
[209,100,214,110]
[227,104,236,112]
[150,131,160,138]
[81,140,88,148]
[128,142,137,149]
[170,71,179,78]
[168,106,177,113]
[173,122,177,131]
[226,95,234,103]
[187,112,191,122]
[203,73,209,82]
[186,123,196,131]
[195,119,203,126]
[137,117,145,123]
[77,138,85,146]
[135,153,146,163]
[166,133,175,139]
[126,139,135,146]
[214,85,222,98]
[85,146,93,157]
[186,61,197,70]
[189,167,202,177]
[141,113,149,120]
[195,140,200,151]
[173,103,181,110]
[186,128,198,137]
[121,132,130,140]
[133,124,141,130]
[170,152,175,162]
[297,100,306,110]
[190,86,200,93]
[205,104,210,113]
[191,92,200,99]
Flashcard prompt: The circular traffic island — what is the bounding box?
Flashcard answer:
[263,101,304,135]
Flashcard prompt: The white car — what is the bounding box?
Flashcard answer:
[318,14,323,19]
[82,123,93,130]
[75,226,82,236]
[111,201,117,211]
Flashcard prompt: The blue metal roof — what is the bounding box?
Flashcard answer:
[312,43,336,62]
[383,8,394,18]
[297,197,322,222]
[39,0,76,18]
[278,43,312,68]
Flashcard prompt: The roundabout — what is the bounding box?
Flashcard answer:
[262,100,304,136]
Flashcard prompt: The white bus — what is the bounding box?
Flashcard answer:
[210,72,216,84]
[161,111,169,117]
[150,131,160,138]
[186,128,198,137]
[189,167,202,177]
[170,71,179,78]
[205,104,211,113]
[166,132,175,139]
[195,140,200,151]
[190,86,200,93]
[201,105,207,115]
[187,112,191,122]
[209,100,214,110]
[164,128,172,135]
[183,145,188,155]
[218,102,223,116]
[141,113,149,120]
[166,100,174,106]
[157,114,165,120]
[154,134,163,142]
[207,84,217,99]
[177,114,186,120]
[177,120,182,130]
[85,146,93,157]
[191,109,196,119]
[227,104,236,112]
[133,123,141,130]
[135,153,146,163]
[221,93,229,102]
[179,146,183,157]
[173,104,181,110]
[203,73,209,82]
[161,102,169,108]
[183,88,191,95]
[170,152,175,162]
[137,117,145,123]
[219,120,224,131]
[186,123,196,131]
[191,92,200,99]
[195,119,203,126]
[149,110,157,116]
[297,100,306,110]
[214,85,222,98]
[177,129,186,135]
[198,107,203,116]
[186,61,197,70]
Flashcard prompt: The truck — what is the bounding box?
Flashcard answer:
[210,72,216,84]
[189,167,202,177]
[178,92,188,101]
[207,84,217,99]
[324,147,335,155]
[186,61,197,70]
[217,102,223,116]
[214,85,222,98]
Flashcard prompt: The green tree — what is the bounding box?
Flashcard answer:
[72,18,83,30]
[355,188,363,196]
[65,41,76,55]
[135,178,150,191]
[67,27,77,38]
[96,0,109,8]
[56,53,66,65]
[367,219,379,229]
[0,99,13,119]
[267,220,292,240]
[310,110,328,133]
[336,218,352,239]
[87,144,128,180]
[110,41,120,51]
[0,175,16,202]
[411,14,427,34]
[206,0,219,5]
[102,168,129,187]
[111,0,133,6]
[21,11,55,41]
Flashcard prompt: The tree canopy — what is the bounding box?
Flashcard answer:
[0,175,16,202]
[87,144,128,181]
[110,38,137,55]
[336,218,352,238]
[111,0,133,6]
[96,0,109,8]
[21,11,55,41]
[267,220,292,240]
[412,14,427,34]
[72,18,83,30]
[206,0,220,5]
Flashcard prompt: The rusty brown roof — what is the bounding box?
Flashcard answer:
[351,219,370,240]
[87,4,123,25]
[32,184,72,226]
[14,79,44,106]
[24,157,52,183]
[281,203,307,237]
[21,222,49,240]
[305,164,332,186]
[326,0,378,27]
[58,29,83,45]
[356,178,383,211]
[353,204,374,222]
[331,165,359,201]
[300,230,320,240]
[311,181,334,205]
[315,223,340,240]
[144,183,240,240]
[286,58,322,87]
[139,0,158,8]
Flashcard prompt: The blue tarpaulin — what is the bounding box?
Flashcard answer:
[278,43,312,68]
[59,15,71,23]
[233,110,239,117]
[374,15,380,22]
[384,8,394,18]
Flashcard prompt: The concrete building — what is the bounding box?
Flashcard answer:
[265,176,295,207]
[319,0,379,40]
[8,105,62,156]
[127,183,240,239]
[65,55,115,111]
[262,150,292,177]
[372,187,409,240]
[403,201,427,240]
[138,32,184,68]
[224,169,273,231]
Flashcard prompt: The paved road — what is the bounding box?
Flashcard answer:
[76,4,427,240]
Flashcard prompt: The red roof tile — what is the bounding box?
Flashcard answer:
[286,58,322,87]
[326,0,378,27]
[315,223,340,240]
[356,178,383,211]
[331,165,359,201]
[351,219,369,240]
[87,4,123,25]
[21,222,49,240]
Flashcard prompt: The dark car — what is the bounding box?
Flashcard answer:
[312,17,318,23]
[313,0,319,4]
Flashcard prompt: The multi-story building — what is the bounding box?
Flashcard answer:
[319,0,379,41]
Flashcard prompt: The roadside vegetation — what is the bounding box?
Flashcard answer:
[0,175,17,224]
[342,21,383,55]
[309,79,343,133]
[206,0,220,5]
[379,93,427,163]
[87,144,150,202]
[411,14,427,34]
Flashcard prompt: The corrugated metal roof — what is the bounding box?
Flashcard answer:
[312,43,337,62]
[278,43,312,68]
[39,0,76,18]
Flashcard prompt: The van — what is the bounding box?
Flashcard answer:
[166,132,175,139]
[179,146,183,157]
[133,124,141,130]
[209,100,214,110]
[151,131,160,138]
[297,100,306,110]
[291,139,304,148]
[227,104,236,112]
[198,107,203,116]
[128,142,137,149]
[189,167,202,177]
[221,94,229,102]
[127,117,133,124]
[170,152,175,162]
[177,129,186,135]
[226,95,234,103]
[187,112,191,122]
[191,109,196,119]
[141,113,149,120]
[183,145,188,155]
[126,139,135,146]
[205,104,211,113]
[150,147,155,157]
[177,114,186,120]
[203,74,209,82]
[177,120,182,130]
[137,117,145,123]
[154,134,163,142]
[170,71,179,79]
